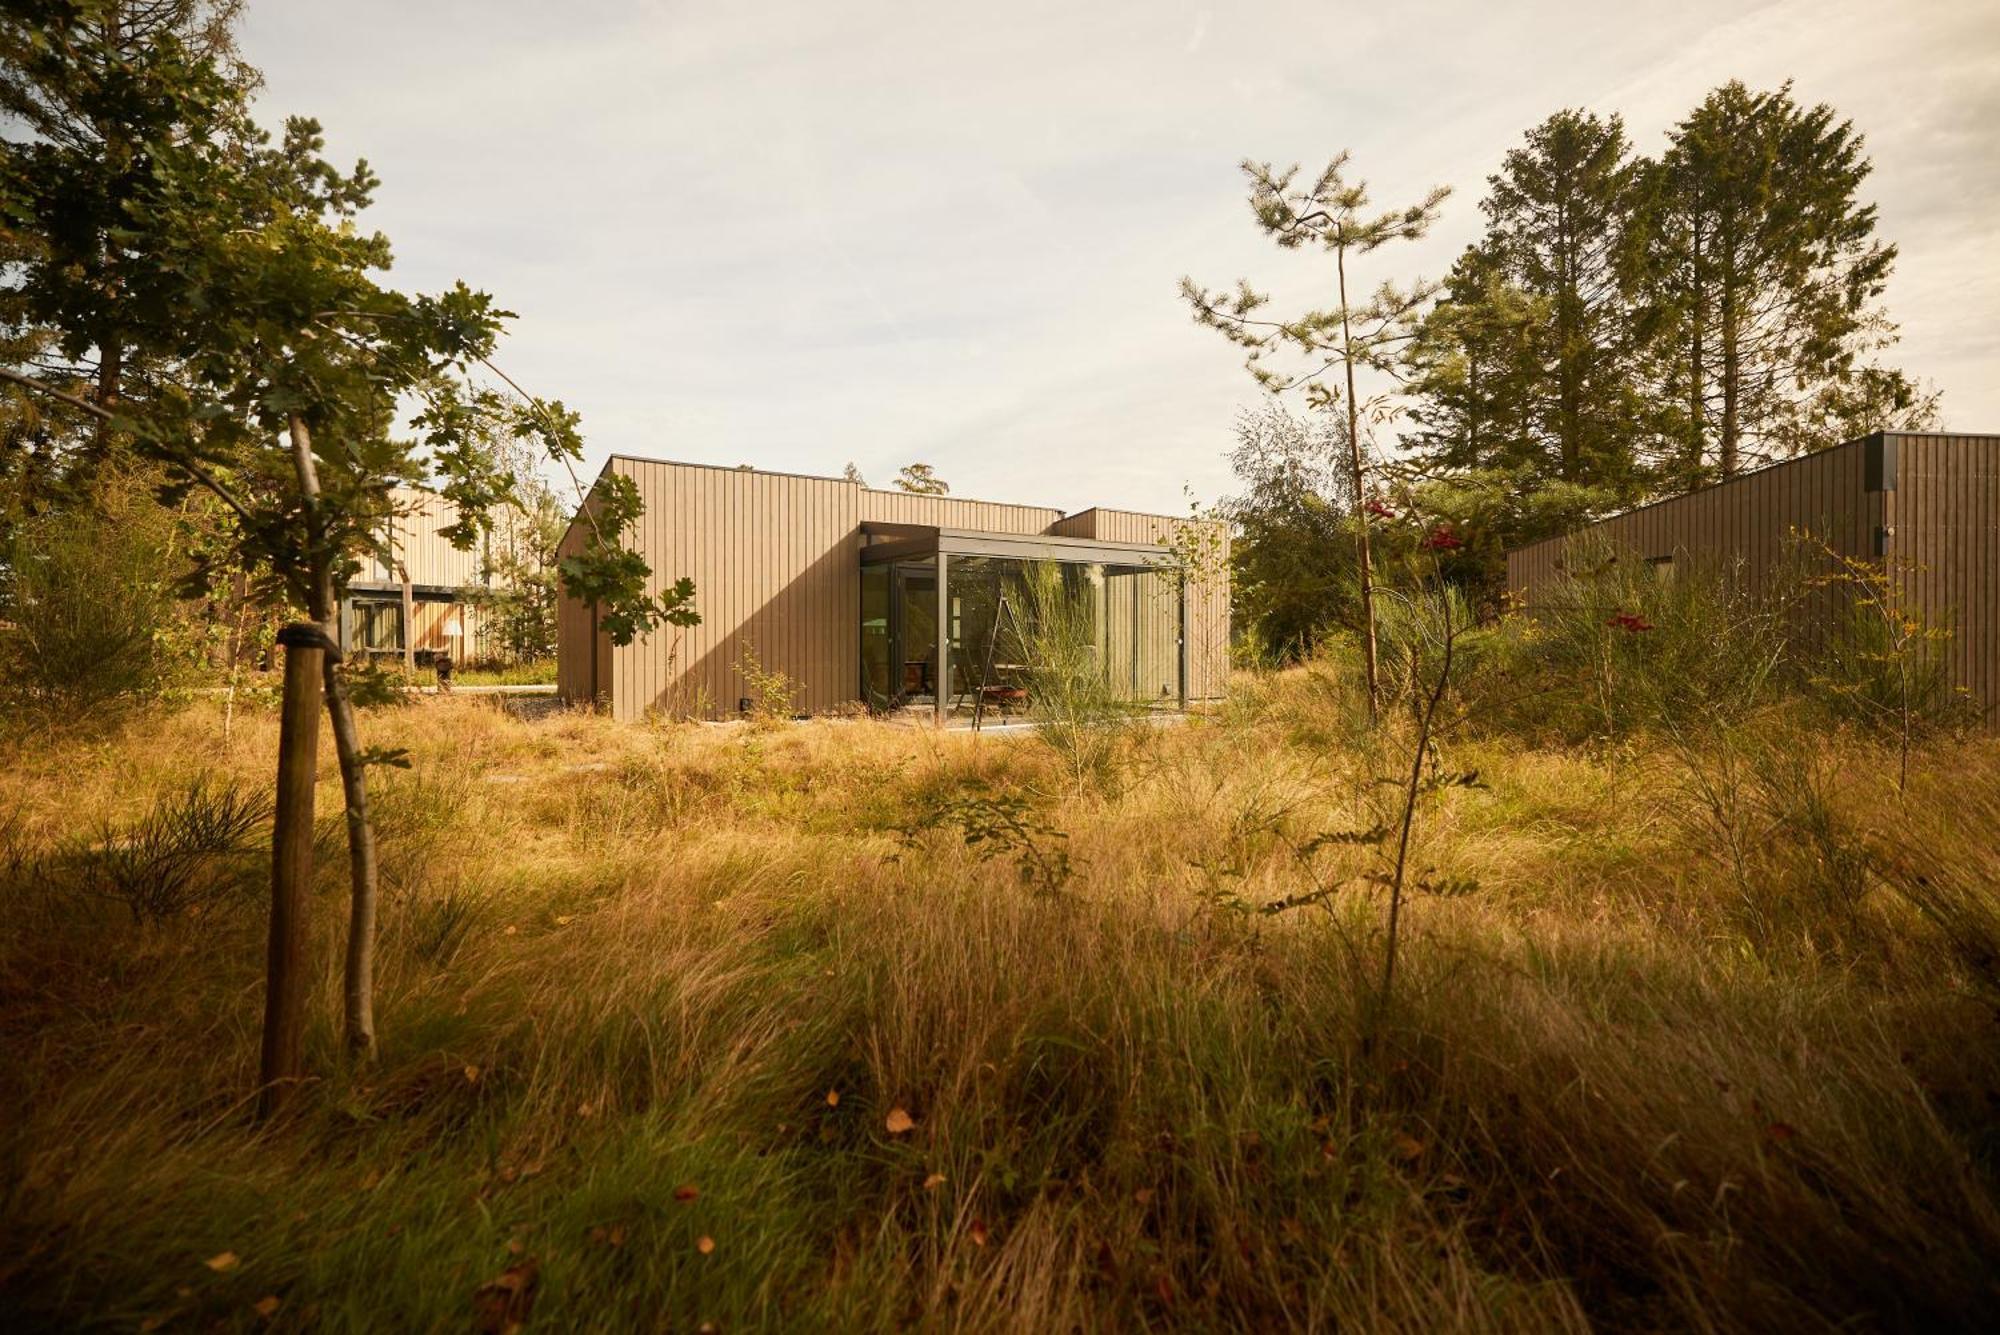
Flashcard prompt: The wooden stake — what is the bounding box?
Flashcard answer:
[258,623,327,1120]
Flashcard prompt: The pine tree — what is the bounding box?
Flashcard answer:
[1483,109,1650,493]
[1629,81,1929,481]
[892,462,947,494]
[1183,153,1448,718]
[1404,243,1543,477]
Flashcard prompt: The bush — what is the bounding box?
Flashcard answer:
[63,776,271,923]
[1483,532,1800,742]
[0,477,198,726]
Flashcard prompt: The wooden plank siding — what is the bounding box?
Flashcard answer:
[345,486,504,661]
[1886,434,2000,717]
[1507,432,2000,719]
[557,458,1233,720]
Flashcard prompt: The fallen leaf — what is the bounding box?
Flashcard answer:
[696,1235,716,1255]
[1392,1134,1425,1161]
[140,1318,167,1333]
[1765,1121,1799,1142]
[968,1218,989,1247]
[205,1251,240,1273]
[674,1183,699,1202]
[1133,1188,1156,1206]
[554,914,574,926]
[1154,1273,1174,1303]
[472,1257,539,1335]
[885,1107,916,1135]
[503,924,518,936]
[825,1089,840,1108]
[252,1295,281,1319]
[923,1172,947,1191]
[506,1238,525,1255]
[463,1065,481,1085]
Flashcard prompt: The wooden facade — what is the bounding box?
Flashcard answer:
[340,486,509,664]
[556,457,1231,721]
[1507,431,2000,717]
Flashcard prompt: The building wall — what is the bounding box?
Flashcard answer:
[558,458,1234,720]
[343,485,509,664]
[553,513,606,704]
[359,487,493,588]
[1886,434,2000,715]
[605,459,862,719]
[857,488,1060,534]
[1507,431,2000,718]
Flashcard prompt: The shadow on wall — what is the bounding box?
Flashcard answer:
[647,540,862,720]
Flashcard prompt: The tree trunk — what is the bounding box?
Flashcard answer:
[323,656,379,1058]
[287,414,381,1061]
[258,626,323,1121]
[1687,216,1706,485]
[92,338,122,455]
[1720,276,1740,478]
[401,565,416,678]
[1337,237,1380,724]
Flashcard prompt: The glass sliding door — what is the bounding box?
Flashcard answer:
[860,542,1185,723]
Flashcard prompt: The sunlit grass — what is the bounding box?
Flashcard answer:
[1,681,1997,1330]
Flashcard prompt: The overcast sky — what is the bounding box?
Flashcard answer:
[238,0,2000,517]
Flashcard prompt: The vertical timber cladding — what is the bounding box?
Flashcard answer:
[566,457,1236,721]
[1887,435,2000,718]
[596,460,1065,721]
[1047,508,1232,699]
[611,459,863,721]
[1507,435,1879,605]
[1506,431,2000,718]
[553,515,604,706]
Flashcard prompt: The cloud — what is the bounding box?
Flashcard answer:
[239,0,2000,514]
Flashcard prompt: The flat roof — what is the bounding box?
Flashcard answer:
[859,523,1171,567]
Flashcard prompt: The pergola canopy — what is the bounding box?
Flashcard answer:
[859,522,1175,568]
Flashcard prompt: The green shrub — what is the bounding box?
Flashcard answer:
[1484,532,1800,741]
[0,478,198,726]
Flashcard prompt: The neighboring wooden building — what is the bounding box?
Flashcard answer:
[555,456,1231,722]
[339,486,505,667]
[1507,431,2000,717]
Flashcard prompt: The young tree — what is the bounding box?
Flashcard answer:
[842,461,866,485]
[1183,154,1448,720]
[892,462,948,494]
[1,6,688,1083]
[1628,81,1931,481]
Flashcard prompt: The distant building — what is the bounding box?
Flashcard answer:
[1507,431,2000,718]
[338,486,503,667]
[554,456,1230,723]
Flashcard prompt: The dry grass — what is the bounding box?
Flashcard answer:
[2,677,1998,1332]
